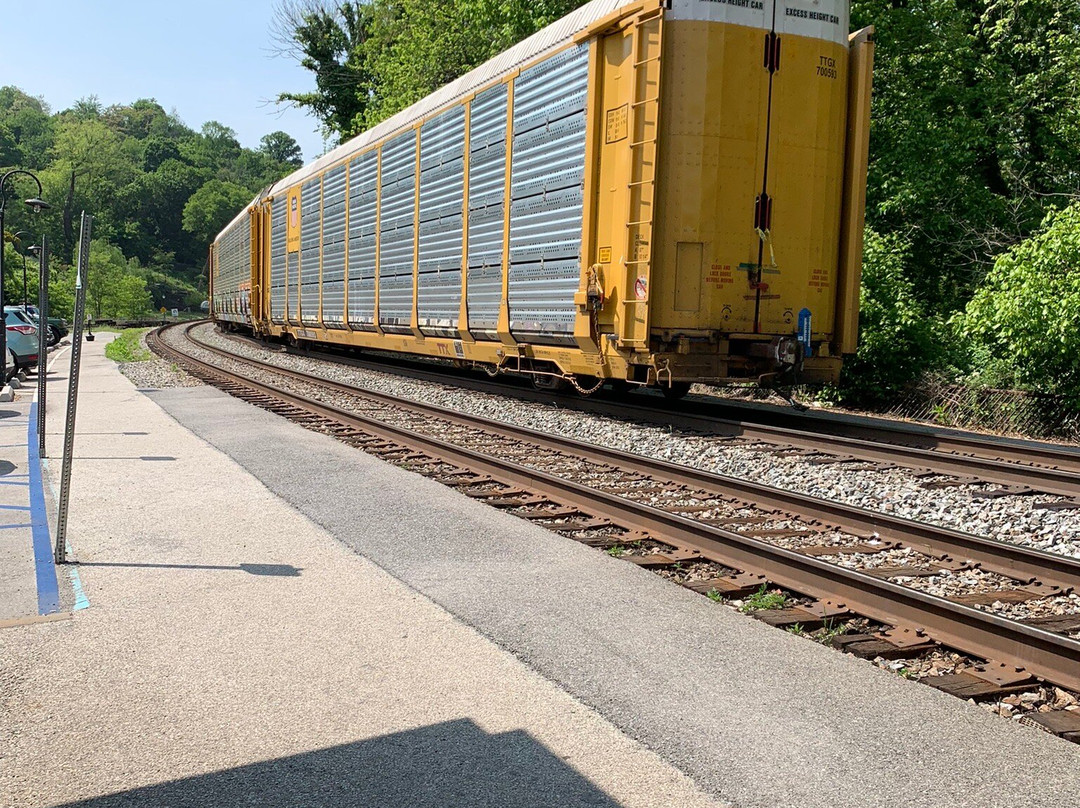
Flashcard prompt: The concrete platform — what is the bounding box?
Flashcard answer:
[0,357,70,626]
[4,337,1080,808]
[1,338,721,808]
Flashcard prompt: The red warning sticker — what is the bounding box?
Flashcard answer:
[635,276,648,300]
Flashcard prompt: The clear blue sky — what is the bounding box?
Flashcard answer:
[0,0,328,162]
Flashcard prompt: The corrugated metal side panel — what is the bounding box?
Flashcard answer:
[509,187,585,263]
[240,221,251,320]
[300,176,322,324]
[418,107,465,337]
[510,112,586,198]
[212,227,228,317]
[270,201,287,324]
[466,84,508,340]
[378,272,414,332]
[288,252,299,321]
[420,105,465,170]
[215,217,250,324]
[379,132,417,333]
[348,151,378,329]
[321,164,347,327]
[418,218,462,335]
[513,45,590,134]
[508,44,588,344]
[507,259,581,339]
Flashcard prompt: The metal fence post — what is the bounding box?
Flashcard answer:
[37,234,48,459]
[55,213,91,564]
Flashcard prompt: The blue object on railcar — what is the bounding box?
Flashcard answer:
[797,308,813,359]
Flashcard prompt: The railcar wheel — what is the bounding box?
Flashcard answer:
[532,374,569,393]
[660,381,692,401]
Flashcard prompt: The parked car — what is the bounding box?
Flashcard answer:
[5,305,65,347]
[4,310,38,371]
[5,348,16,383]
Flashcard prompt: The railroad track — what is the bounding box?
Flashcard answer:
[223,329,1080,500]
[151,322,1080,741]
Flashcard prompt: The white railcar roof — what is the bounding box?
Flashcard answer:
[265,0,640,198]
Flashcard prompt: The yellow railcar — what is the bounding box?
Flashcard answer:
[210,0,874,397]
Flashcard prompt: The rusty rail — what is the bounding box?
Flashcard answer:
[250,333,1080,497]
[151,323,1080,693]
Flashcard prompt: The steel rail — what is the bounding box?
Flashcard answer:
[228,329,1080,497]
[681,397,1080,476]
[155,323,1080,691]
[192,325,1080,592]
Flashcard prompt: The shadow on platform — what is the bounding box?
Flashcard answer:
[52,718,622,807]
[76,561,302,577]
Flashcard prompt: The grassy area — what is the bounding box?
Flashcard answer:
[104,328,152,363]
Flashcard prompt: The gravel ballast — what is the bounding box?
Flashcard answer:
[171,324,1080,559]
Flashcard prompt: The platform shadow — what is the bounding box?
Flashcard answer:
[52,718,622,807]
[76,561,302,577]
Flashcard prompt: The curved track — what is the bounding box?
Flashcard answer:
[150,321,1080,714]
[228,331,1080,499]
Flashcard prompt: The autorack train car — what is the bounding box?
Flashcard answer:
[211,0,874,397]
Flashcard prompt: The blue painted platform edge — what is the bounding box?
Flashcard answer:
[39,455,90,612]
[28,402,61,614]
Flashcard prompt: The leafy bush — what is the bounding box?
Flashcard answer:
[838,228,948,405]
[960,203,1080,408]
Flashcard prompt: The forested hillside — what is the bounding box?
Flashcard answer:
[0,89,302,320]
[276,0,1080,424]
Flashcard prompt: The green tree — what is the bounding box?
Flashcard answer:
[851,0,1080,308]
[274,0,587,136]
[0,86,54,169]
[181,180,253,247]
[45,115,141,256]
[259,130,303,167]
[358,0,586,128]
[84,239,152,319]
[839,229,947,405]
[960,203,1080,405]
[274,0,376,138]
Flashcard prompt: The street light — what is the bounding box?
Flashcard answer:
[0,170,50,384]
[26,243,42,314]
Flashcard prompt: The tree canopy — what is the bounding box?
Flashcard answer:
[0,87,303,319]
[273,0,585,137]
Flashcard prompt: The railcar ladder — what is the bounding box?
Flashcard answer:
[621,11,663,351]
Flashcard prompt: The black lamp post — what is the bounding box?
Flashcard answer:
[0,170,50,383]
[26,242,41,312]
[11,231,32,312]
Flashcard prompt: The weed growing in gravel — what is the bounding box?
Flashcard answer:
[706,588,725,603]
[739,585,788,613]
[786,623,806,636]
[104,329,151,363]
[812,619,848,645]
[606,545,626,558]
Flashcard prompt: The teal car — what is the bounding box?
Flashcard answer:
[4,310,39,370]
